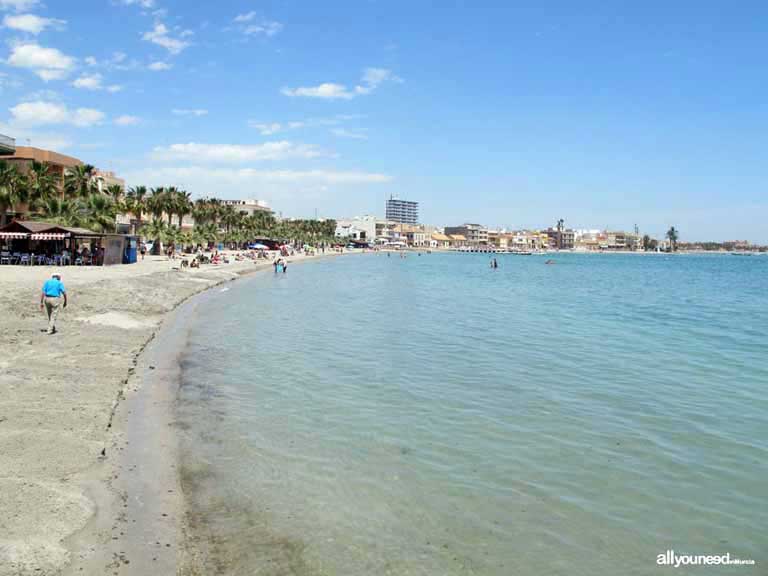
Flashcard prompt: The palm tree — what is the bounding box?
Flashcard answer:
[106,184,124,203]
[147,187,167,222]
[126,185,148,234]
[142,218,169,254]
[207,198,222,227]
[666,226,679,252]
[220,204,240,235]
[64,164,96,199]
[175,189,192,228]
[164,186,179,225]
[27,161,58,209]
[247,210,275,238]
[79,194,116,232]
[194,222,219,247]
[32,196,80,227]
[0,161,28,226]
[177,230,193,252]
[555,218,565,249]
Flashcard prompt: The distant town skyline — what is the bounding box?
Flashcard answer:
[1,1,766,242]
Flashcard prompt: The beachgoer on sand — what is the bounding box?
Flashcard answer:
[40,273,67,335]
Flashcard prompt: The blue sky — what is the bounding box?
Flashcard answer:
[1,0,767,242]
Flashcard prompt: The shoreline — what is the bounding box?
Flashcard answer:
[0,251,346,576]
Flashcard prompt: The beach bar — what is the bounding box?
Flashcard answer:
[0,220,111,265]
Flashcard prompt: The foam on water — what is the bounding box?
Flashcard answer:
[176,253,768,575]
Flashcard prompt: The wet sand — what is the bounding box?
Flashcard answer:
[0,252,334,575]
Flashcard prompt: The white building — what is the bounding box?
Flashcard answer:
[222,199,272,216]
[335,215,377,242]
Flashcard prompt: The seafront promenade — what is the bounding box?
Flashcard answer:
[0,253,325,575]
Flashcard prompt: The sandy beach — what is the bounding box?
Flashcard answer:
[0,252,332,575]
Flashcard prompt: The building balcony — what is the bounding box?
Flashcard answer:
[0,134,16,155]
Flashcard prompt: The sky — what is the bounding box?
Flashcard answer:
[1,0,767,242]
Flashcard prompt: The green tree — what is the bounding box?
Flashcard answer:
[32,196,80,227]
[0,161,28,226]
[666,226,679,252]
[126,185,148,234]
[175,189,192,227]
[64,164,96,199]
[79,194,116,233]
[27,161,58,210]
[142,218,169,254]
[146,187,167,222]
[220,204,241,235]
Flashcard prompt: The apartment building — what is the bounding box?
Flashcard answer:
[385,195,419,224]
[444,223,489,246]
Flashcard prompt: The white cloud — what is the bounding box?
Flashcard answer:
[151,142,326,163]
[0,120,72,150]
[282,68,401,100]
[122,165,391,213]
[6,43,75,81]
[354,67,402,95]
[0,71,23,91]
[244,20,282,37]
[71,73,122,92]
[249,122,284,136]
[248,115,362,135]
[148,60,171,71]
[118,0,154,7]
[331,128,368,140]
[142,22,190,54]
[114,114,140,126]
[84,52,132,70]
[172,108,208,116]
[233,11,256,22]
[72,73,102,90]
[20,88,59,101]
[2,13,65,34]
[124,166,392,191]
[232,12,282,37]
[9,100,105,127]
[0,0,40,11]
[281,82,355,100]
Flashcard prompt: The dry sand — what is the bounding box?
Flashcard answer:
[0,252,329,575]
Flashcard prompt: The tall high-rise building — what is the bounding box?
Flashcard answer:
[385,195,419,224]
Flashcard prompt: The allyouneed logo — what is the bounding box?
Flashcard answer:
[657,550,756,568]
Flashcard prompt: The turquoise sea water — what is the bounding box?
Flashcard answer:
[177,253,767,575]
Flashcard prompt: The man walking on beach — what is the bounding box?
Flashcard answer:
[40,273,67,335]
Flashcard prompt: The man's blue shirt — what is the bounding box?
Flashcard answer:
[42,278,66,297]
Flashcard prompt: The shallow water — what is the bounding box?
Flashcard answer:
[177,253,767,575]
